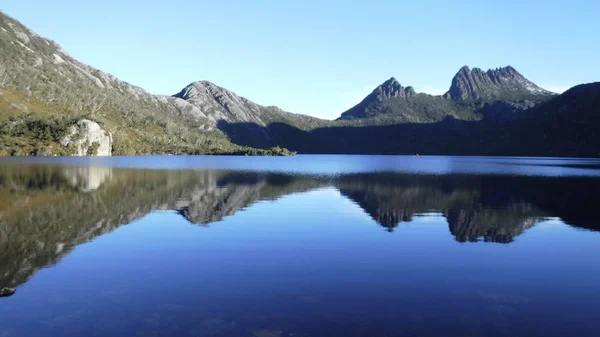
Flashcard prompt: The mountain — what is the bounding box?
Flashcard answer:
[227,81,599,156]
[173,81,324,129]
[484,81,600,157]
[1,10,598,157]
[338,77,474,124]
[444,65,554,102]
[338,66,555,125]
[173,80,328,149]
[0,11,318,155]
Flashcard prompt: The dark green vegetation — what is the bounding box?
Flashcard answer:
[0,112,79,155]
[2,164,600,290]
[1,10,598,157]
[220,82,600,158]
[338,77,479,124]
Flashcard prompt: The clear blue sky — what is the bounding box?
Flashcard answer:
[3,0,599,119]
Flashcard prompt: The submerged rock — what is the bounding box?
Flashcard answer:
[61,119,112,156]
[0,287,16,297]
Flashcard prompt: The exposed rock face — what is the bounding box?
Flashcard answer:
[444,65,554,102]
[173,81,326,129]
[371,77,416,100]
[174,81,276,126]
[337,66,556,127]
[61,119,112,156]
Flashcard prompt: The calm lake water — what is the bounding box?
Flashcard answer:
[1,155,600,337]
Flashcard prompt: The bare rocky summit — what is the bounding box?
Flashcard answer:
[371,77,416,100]
[174,81,326,129]
[339,66,555,124]
[444,65,554,102]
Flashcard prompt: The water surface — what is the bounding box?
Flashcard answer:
[1,155,600,337]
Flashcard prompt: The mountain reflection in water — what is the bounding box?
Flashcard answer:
[1,164,599,292]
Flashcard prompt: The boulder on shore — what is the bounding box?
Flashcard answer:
[0,287,16,297]
[61,119,112,156]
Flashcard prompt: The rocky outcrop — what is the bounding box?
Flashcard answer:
[0,287,16,297]
[370,77,417,100]
[444,65,554,102]
[174,81,275,126]
[60,119,112,156]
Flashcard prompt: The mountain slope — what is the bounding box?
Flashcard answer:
[1,10,597,158]
[337,66,555,126]
[0,11,312,155]
[338,77,474,124]
[487,82,600,157]
[232,82,599,156]
[174,81,326,129]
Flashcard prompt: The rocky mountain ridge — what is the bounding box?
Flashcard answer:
[444,65,554,101]
[338,65,556,123]
[1,10,598,157]
[173,80,327,129]
[0,10,323,155]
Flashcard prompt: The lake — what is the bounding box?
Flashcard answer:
[1,155,600,337]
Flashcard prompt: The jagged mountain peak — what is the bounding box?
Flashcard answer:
[372,77,416,100]
[382,76,399,85]
[459,65,519,76]
[174,80,234,100]
[444,65,554,101]
[338,77,434,121]
[458,65,471,74]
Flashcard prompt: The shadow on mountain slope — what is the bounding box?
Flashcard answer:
[217,83,600,157]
